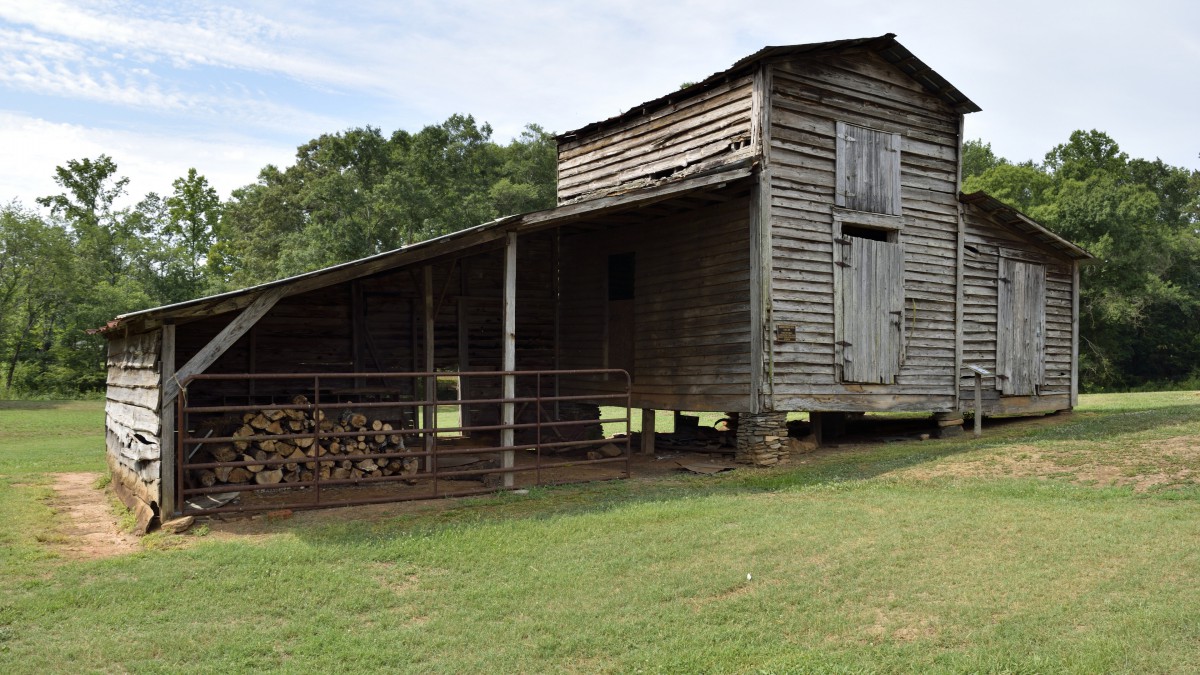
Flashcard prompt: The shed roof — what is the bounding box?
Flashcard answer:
[960,191,1095,261]
[559,33,980,143]
[97,163,755,334]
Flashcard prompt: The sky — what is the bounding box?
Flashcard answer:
[1,0,1197,209]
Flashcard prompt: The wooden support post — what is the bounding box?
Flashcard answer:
[641,409,656,455]
[810,412,824,447]
[159,323,176,517]
[501,233,518,487]
[351,280,366,389]
[423,266,435,471]
[247,325,257,400]
[159,288,283,517]
[974,372,983,438]
[673,410,684,433]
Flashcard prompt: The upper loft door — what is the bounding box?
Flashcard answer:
[996,259,1046,395]
[836,121,902,216]
[838,233,905,384]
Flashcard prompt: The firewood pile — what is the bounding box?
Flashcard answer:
[188,395,418,488]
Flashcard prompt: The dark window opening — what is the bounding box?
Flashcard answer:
[843,225,889,242]
[608,253,635,300]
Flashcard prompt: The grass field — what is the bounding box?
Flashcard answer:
[1,393,1198,672]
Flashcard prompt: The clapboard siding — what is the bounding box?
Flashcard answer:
[105,330,162,528]
[960,204,1076,410]
[557,76,756,203]
[767,49,961,408]
[558,190,753,410]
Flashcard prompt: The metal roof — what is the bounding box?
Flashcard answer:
[559,33,980,142]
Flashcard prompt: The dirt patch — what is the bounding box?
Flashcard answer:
[48,472,139,559]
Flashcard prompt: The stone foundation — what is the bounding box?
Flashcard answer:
[732,411,790,466]
[932,411,965,438]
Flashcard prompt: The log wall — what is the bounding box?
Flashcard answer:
[558,190,754,411]
[960,206,1074,413]
[105,329,162,530]
[557,76,756,203]
[766,50,962,412]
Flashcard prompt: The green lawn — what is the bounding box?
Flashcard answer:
[1,393,1199,672]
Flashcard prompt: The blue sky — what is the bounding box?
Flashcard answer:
[2,0,1197,208]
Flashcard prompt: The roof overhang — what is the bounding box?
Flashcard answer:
[960,191,1095,262]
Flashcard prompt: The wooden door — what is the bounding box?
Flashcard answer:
[840,237,905,384]
[996,259,1046,395]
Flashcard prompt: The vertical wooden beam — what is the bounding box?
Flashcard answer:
[954,203,967,410]
[749,63,774,415]
[159,323,176,518]
[953,114,967,413]
[810,411,824,447]
[1070,260,1080,408]
[553,231,562,419]
[457,261,471,429]
[640,408,656,455]
[423,266,436,470]
[673,410,684,433]
[761,66,774,411]
[247,325,257,400]
[501,232,518,487]
[351,280,365,389]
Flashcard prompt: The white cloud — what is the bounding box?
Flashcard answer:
[0,111,299,207]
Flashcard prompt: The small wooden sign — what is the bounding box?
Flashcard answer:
[775,324,796,343]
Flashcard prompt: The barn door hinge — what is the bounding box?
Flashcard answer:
[835,261,851,268]
[836,340,852,347]
[835,236,854,245]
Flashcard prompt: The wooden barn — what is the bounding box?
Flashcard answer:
[101,34,1092,530]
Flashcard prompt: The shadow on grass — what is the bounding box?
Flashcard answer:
[220,401,1199,550]
[978,404,1200,444]
[0,400,84,411]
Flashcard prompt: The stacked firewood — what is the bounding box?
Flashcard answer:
[190,395,418,488]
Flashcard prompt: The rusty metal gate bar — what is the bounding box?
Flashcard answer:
[175,369,631,516]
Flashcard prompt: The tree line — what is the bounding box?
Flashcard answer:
[1,122,1196,396]
[1,115,556,395]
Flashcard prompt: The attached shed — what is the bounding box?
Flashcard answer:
[102,34,1091,530]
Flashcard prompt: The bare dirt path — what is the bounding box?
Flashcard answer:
[49,472,139,559]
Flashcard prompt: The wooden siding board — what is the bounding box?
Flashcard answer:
[557,77,754,202]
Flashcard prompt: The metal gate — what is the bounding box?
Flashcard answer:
[176,369,631,515]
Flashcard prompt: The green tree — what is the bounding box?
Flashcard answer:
[220,114,558,284]
[961,139,1008,182]
[0,204,75,391]
[35,155,143,283]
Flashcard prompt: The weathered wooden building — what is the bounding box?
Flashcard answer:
[102,34,1091,529]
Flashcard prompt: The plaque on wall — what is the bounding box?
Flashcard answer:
[774,324,796,343]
